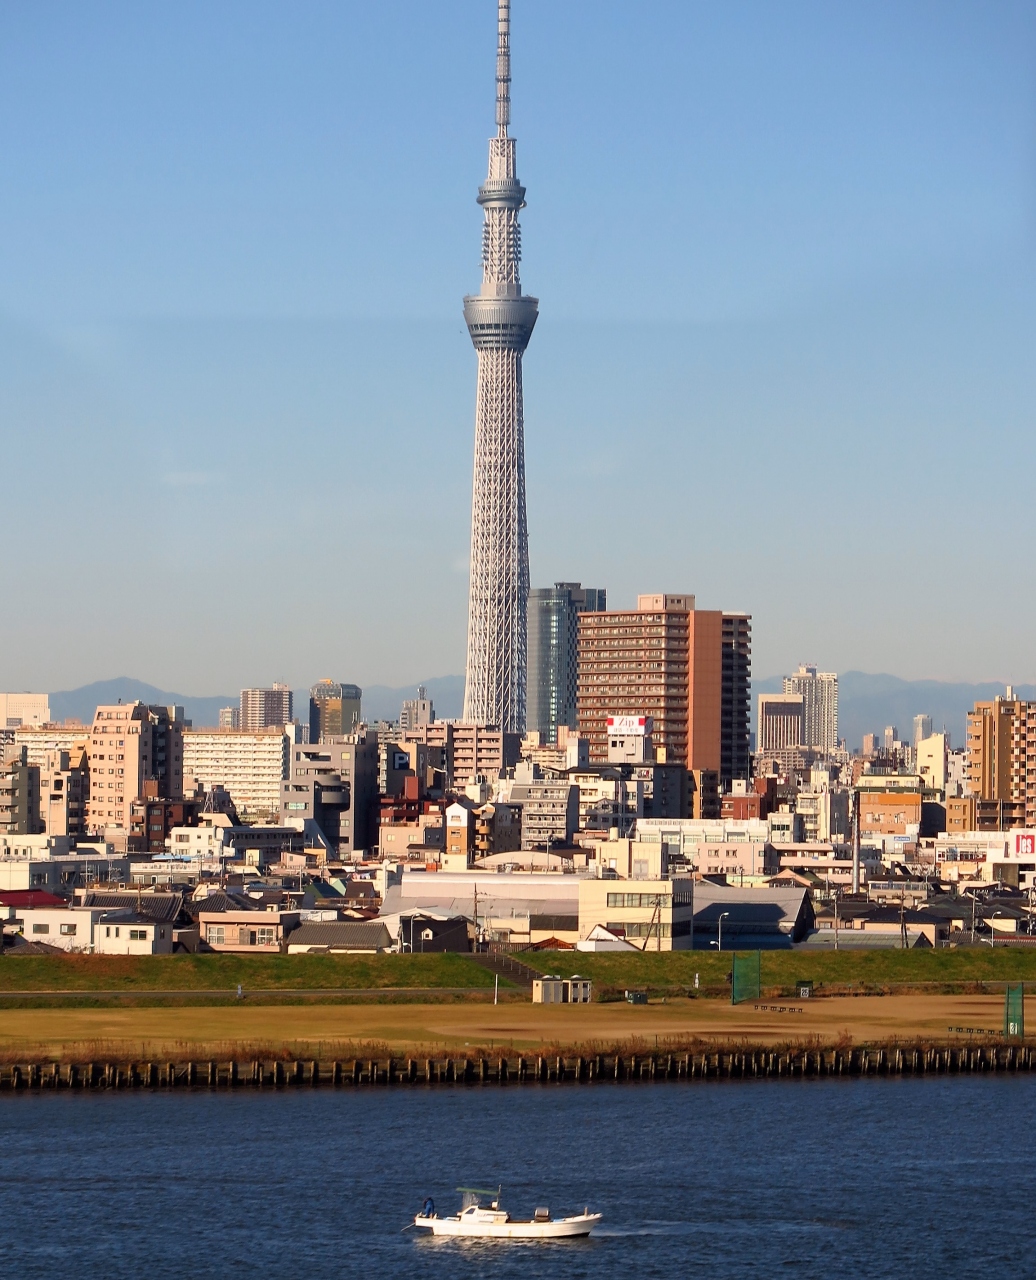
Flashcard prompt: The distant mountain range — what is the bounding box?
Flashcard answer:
[48,675,466,729]
[48,670,1019,746]
[755,671,1026,751]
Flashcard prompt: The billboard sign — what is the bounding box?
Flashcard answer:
[1016,833,1036,857]
[607,715,653,737]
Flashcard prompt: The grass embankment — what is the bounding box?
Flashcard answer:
[3,948,1036,1007]
[519,948,1036,998]
[0,953,498,995]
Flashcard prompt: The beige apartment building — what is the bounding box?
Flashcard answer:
[401,722,521,787]
[183,728,289,818]
[86,703,184,831]
[40,748,89,837]
[577,594,723,772]
[964,692,1033,829]
[13,726,88,770]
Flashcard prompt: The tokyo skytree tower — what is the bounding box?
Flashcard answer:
[461,0,538,733]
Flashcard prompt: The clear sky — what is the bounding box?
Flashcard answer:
[1,0,1033,695]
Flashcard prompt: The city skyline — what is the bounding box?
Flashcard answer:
[1,3,1033,692]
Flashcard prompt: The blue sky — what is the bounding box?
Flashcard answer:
[1,0,1033,695]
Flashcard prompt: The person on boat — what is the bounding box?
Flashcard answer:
[422,1198,435,1218]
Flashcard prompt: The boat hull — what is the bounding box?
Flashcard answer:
[416,1212,601,1239]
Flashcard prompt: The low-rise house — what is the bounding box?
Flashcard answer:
[17,903,175,953]
[198,908,300,952]
[94,911,174,954]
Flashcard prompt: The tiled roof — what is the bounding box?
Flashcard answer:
[82,892,184,923]
[287,921,392,951]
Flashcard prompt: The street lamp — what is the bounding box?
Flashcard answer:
[717,911,730,953]
[989,910,1003,948]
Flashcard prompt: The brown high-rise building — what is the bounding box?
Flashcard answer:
[965,690,1032,830]
[239,684,293,732]
[577,594,723,772]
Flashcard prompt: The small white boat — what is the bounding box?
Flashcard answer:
[413,1187,601,1240]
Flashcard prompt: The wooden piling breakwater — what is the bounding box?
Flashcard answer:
[0,1043,1033,1092]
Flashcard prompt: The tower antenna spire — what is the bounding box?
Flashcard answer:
[496,0,510,136]
[462,0,538,734]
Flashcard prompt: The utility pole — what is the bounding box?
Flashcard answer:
[900,890,907,950]
[834,889,839,951]
[851,789,861,895]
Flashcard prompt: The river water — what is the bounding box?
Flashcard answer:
[0,1078,1032,1278]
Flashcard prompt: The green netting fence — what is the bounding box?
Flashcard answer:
[731,951,761,1005]
[1004,984,1025,1040]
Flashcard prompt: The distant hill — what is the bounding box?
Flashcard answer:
[49,675,466,730]
[51,670,1019,748]
[756,670,1028,751]
[49,679,234,728]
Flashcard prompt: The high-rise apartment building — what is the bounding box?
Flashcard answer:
[239,684,293,732]
[782,665,838,755]
[182,728,289,818]
[0,693,50,730]
[86,703,185,830]
[309,681,362,742]
[913,714,933,747]
[461,1,538,734]
[527,583,607,745]
[219,707,240,730]
[720,613,751,790]
[577,594,722,772]
[965,691,1032,829]
[757,694,805,753]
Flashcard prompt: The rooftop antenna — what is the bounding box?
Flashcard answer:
[496,0,511,137]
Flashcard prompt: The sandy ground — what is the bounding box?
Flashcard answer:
[0,993,1026,1058]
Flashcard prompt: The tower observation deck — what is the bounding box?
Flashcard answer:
[461,0,538,734]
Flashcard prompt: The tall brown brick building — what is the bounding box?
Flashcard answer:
[576,594,723,774]
[965,691,1033,829]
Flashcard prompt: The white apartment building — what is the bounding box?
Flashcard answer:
[782,665,838,754]
[0,693,50,730]
[182,729,289,816]
[13,726,88,770]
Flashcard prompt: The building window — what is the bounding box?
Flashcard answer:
[129,929,148,940]
[206,925,225,945]
[32,923,49,934]
[60,923,77,936]
[256,927,276,946]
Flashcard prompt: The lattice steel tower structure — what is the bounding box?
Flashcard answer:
[461,0,538,733]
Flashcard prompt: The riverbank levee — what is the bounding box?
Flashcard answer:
[0,992,1029,1062]
[4,948,1036,1000]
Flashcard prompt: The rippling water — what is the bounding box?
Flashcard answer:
[1,1078,1032,1278]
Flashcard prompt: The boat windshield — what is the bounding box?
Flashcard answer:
[458,1186,501,1211]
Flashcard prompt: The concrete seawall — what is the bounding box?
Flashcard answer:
[1,1043,1034,1091]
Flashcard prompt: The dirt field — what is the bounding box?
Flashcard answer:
[0,992,1026,1060]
